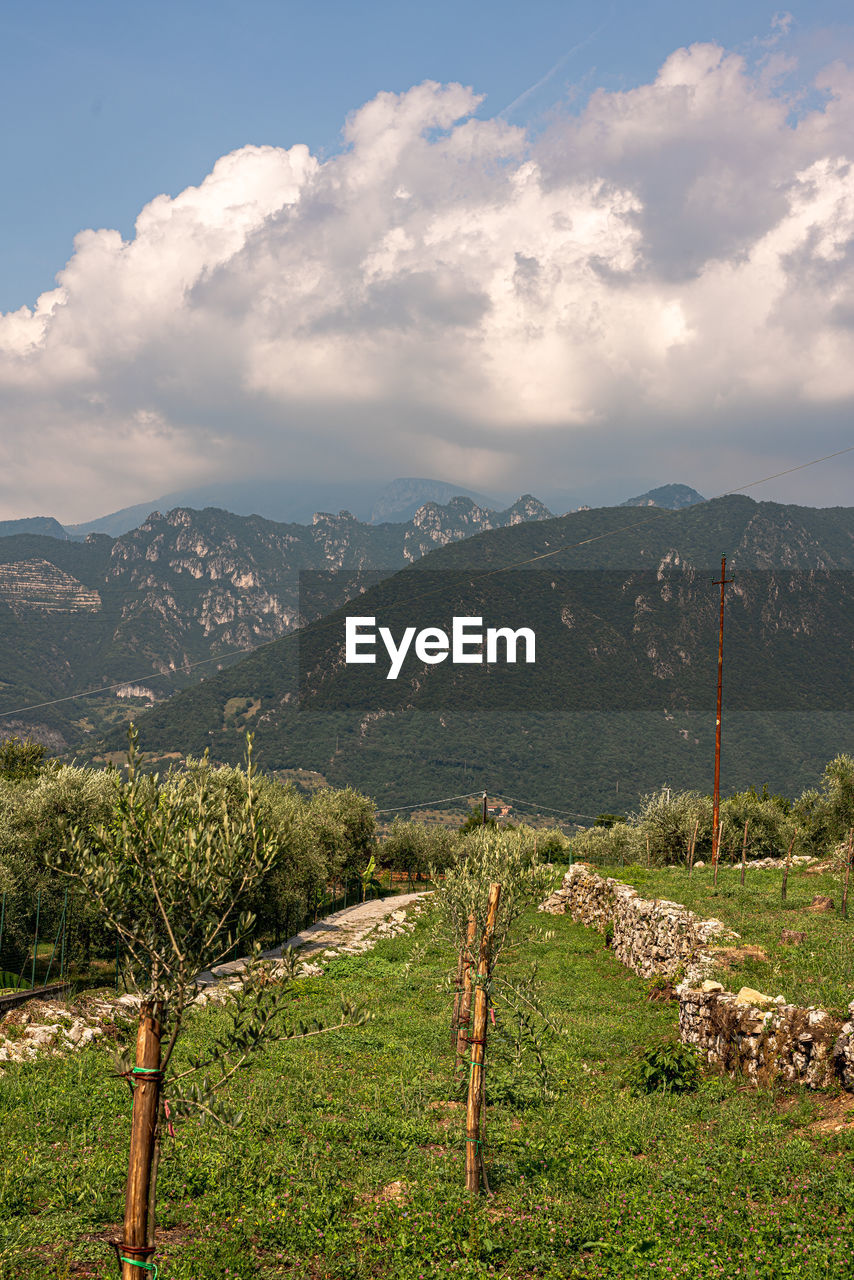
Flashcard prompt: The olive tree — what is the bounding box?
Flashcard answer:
[52,729,366,1280]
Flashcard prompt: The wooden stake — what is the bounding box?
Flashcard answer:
[120,1002,163,1280]
[646,835,651,868]
[451,947,464,1047]
[842,830,853,920]
[455,915,477,1071]
[781,829,798,902]
[466,883,501,1195]
[688,819,698,878]
[740,819,749,887]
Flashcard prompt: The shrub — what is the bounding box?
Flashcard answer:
[380,818,456,877]
[630,1039,701,1095]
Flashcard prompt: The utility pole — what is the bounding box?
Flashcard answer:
[711,555,733,873]
[482,790,488,825]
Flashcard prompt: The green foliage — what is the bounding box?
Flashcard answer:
[52,727,368,1129]
[458,807,497,833]
[530,827,571,861]
[571,820,645,866]
[0,735,46,781]
[721,785,796,859]
[594,813,626,828]
[53,730,281,1004]
[432,825,556,965]
[629,1039,701,1095]
[575,781,805,866]
[303,785,377,882]
[380,818,456,875]
[4,901,852,1278]
[787,756,854,855]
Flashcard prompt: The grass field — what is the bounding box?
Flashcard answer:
[0,902,852,1279]
[598,863,854,1017]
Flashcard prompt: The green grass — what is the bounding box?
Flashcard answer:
[599,863,854,1016]
[0,905,852,1278]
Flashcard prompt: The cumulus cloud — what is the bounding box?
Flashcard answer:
[2,47,854,519]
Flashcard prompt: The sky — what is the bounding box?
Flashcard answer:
[2,0,854,521]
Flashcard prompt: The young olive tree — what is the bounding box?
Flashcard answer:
[431,827,561,1192]
[51,728,366,1280]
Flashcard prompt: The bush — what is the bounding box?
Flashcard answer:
[630,1039,701,1095]
[570,821,645,866]
[0,736,46,781]
[380,818,456,877]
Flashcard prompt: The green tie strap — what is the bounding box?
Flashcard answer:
[119,1258,158,1278]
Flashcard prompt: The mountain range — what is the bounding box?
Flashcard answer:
[0,494,551,751]
[108,494,854,816]
[6,478,705,542]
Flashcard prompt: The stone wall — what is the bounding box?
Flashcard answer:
[541,863,854,1091]
[540,863,736,986]
[679,986,854,1091]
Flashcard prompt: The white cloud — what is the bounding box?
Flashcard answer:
[2,51,854,520]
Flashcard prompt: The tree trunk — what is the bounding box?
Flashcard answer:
[454,915,477,1072]
[842,831,853,920]
[688,819,699,876]
[465,884,501,1195]
[781,830,797,902]
[120,1001,163,1280]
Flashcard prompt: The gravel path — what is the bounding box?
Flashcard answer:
[195,892,431,987]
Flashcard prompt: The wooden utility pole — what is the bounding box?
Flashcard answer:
[711,555,733,876]
[466,883,501,1195]
[118,1002,163,1280]
[482,791,488,825]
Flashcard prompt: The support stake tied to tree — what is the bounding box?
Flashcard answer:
[454,914,477,1066]
[466,882,501,1195]
[119,1002,163,1280]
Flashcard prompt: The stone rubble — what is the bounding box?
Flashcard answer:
[541,862,854,1092]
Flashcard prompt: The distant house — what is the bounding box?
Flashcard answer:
[486,801,512,819]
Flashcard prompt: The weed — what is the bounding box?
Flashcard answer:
[629,1039,702,1095]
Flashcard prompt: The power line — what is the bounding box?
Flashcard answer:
[2,442,851,722]
[374,791,483,815]
[489,792,599,822]
[374,789,595,824]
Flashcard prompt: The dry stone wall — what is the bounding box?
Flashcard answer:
[541,863,854,1091]
[540,863,736,986]
[679,987,854,1090]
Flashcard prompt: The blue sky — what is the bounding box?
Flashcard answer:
[1,1,854,519]
[3,0,851,312]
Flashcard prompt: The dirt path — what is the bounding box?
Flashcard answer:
[195,891,431,987]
